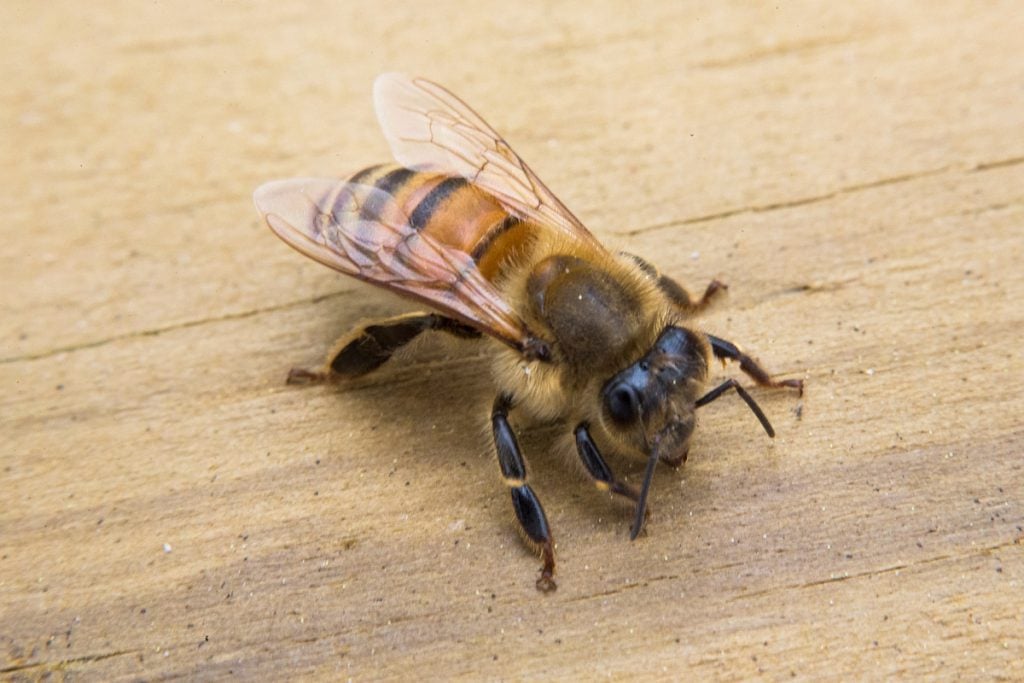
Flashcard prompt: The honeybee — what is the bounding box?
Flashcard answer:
[254,73,802,592]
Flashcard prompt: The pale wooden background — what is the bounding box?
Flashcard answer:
[3,1,1023,680]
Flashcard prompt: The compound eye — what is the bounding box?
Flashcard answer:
[605,381,641,425]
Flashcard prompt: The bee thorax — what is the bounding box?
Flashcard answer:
[527,254,644,369]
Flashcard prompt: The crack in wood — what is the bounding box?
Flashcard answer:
[0,290,350,365]
[625,165,954,237]
[728,538,1019,603]
[695,34,858,69]
[970,156,1024,173]
[561,535,1020,606]
[0,649,138,674]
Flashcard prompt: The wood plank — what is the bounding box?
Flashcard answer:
[3,0,1022,679]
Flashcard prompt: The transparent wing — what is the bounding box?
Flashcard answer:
[254,178,548,359]
[373,72,603,249]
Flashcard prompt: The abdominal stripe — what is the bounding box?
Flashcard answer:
[373,167,416,194]
[348,164,381,186]
[471,214,520,263]
[359,167,416,221]
[408,177,469,231]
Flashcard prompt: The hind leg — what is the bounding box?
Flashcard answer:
[286,312,481,384]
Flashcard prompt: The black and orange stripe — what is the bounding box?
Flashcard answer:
[341,164,533,281]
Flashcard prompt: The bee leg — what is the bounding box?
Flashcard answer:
[574,422,650,535]
[286,312,481,384]
[661,276,728,315]
[706,334,804,395]
[573,423,641,502]
[492,394,557,592]
[621,252,726,314]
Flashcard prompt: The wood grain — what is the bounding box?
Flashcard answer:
[3,0,1022,679]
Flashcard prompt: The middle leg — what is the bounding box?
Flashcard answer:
[621,252,727,315]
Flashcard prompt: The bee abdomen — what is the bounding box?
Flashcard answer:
[345,164,532,280]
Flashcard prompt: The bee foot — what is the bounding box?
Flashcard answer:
[286,367,330,385]
[780,378,804,397]
[536,570,557,593]
[705,279,729,298]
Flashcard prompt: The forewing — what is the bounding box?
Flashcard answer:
[373,72,603,249]
[254,178,543,355]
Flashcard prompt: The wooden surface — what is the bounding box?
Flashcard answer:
[3,1,1023,679]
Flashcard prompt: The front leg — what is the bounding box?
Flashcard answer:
[707,334,804,394]
[492,394,557,592]
[574,423,641,504]
[574,423,651,535]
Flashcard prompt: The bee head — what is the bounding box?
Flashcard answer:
[600,325,711,539]
[600,325,708,466]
